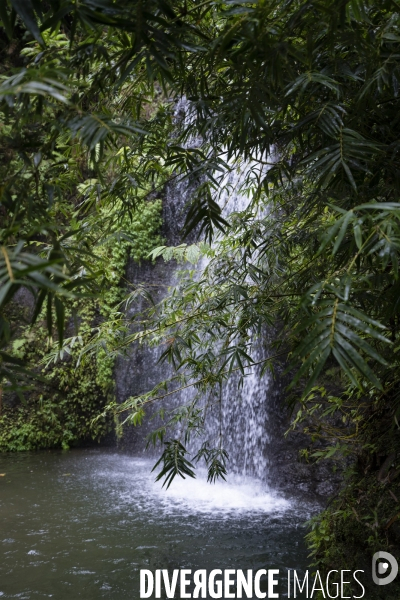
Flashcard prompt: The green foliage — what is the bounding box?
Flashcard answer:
[290,380,400,595]
[0,319,112,451]
[74,0,400,414]
[0,196,163,451]
[97,198,163,312]
[2,0,400,578]
[306,470,400,599]
[194,443,229,484]
[152,439,196,489]
[0,16,174,391]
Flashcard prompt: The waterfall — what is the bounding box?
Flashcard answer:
[115,103,283,484]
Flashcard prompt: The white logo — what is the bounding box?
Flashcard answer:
[372,552,398,586]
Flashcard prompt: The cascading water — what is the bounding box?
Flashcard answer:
[204,352,271,480]
[0,113,324,600]
[115,120,280,482]
[187,166,274,481]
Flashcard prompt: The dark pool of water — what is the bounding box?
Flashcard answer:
[0,449,314,599]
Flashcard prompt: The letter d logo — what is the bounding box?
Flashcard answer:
[372,552,398,586]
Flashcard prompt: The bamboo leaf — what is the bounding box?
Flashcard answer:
[10,0,44,45]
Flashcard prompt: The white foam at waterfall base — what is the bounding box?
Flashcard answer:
[156,470,291,515]
[101,457,291,516]
[93,456,291,517]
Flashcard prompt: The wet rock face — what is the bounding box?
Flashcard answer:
[271,431,343,498]
[265,363,343,498]
[114,180,195,453]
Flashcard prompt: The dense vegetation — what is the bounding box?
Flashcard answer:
[1,1,400,596]
[0,12,167,446]
[1,196,162,450]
